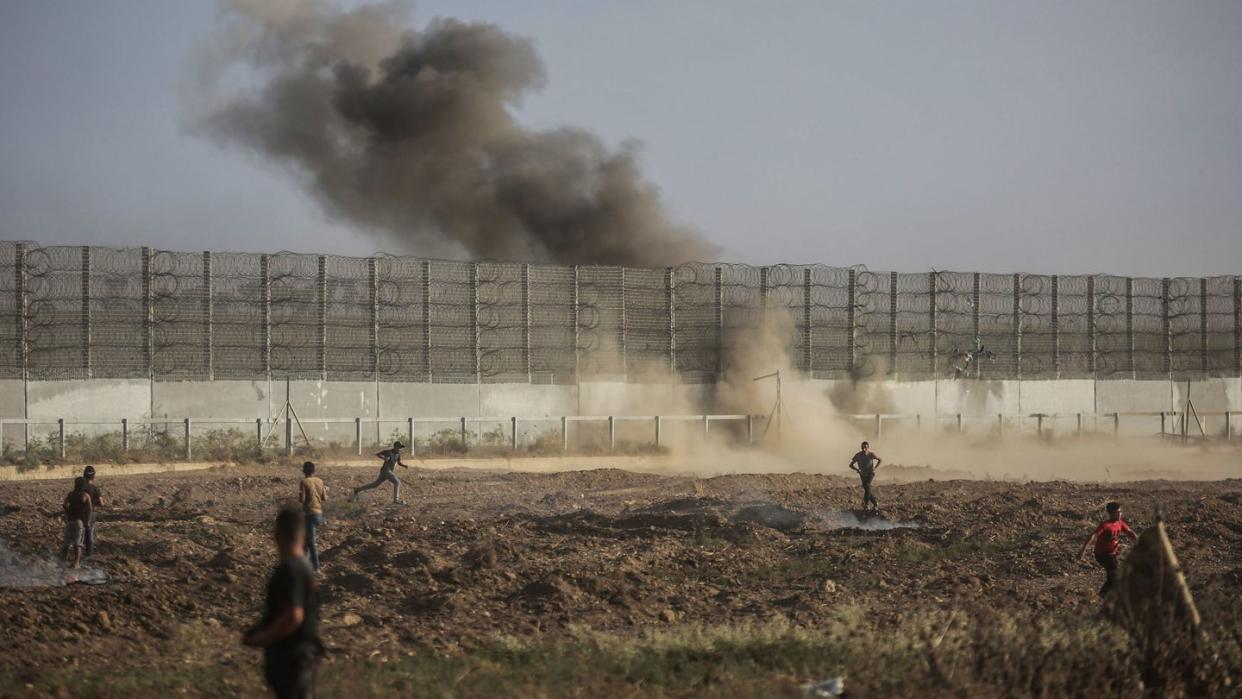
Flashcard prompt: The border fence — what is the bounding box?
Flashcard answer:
[1,241,1239,384]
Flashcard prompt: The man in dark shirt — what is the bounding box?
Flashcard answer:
[243,507,322,699]
[61,477,93,569]
[350,440,409,505]
[848,441,882,512]
[82,465,103,557]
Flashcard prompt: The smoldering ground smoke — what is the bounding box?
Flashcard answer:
[192,0,715,266]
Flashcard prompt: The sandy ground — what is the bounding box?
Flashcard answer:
[0,460,1240,696]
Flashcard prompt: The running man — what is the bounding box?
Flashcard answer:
[1080,501,1138,597]
[82,465,103,557]
[243,507,323,698]
[299,461,327,572]
[61,476,93,569]
[848,441,882,512]
[351,440,408,504]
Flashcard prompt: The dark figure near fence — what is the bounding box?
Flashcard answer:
[243,507,323,699]
[351,441,409,505]
[61,477,92,569]
[848,441,882,511]
[1080,501,1138,597]
[82,465,103,557]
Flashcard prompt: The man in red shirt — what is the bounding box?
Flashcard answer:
[1079,501,1137,597]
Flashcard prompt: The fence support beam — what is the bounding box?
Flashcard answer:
[1199,277,1209,375]
[847,268,857,373]
[802,267,813,374]
[619,267,627,379]
[971,272,981,342]
[1162,277,1172,379]
[470,262,480,383]
[714,266,724,378]
[15,243,27,382]
[317,255,327,380]
[1235,276,1241,377]
[608,416,616,452]
[260,254,271,377]
[256,417,263,448]
[510,416,518,450]
[571,265,580,381]
[1012,273,1022,379]
[184,418,192,459]
[203,251,214,380]
[81,246,91,377]
[521,264,531,383]
[354,417,362,456]
[460,416,468,449]
[407,417,414,450]
[929,272,938,375]
[561,416,569,451]
[666,268,676,373]
[369,258,379,379]
[1086,276,1097,377]
[1126,277,1135,378]
[421,260,432,382]
[655,415,662,447]
[59,418,65,459]
[1050,275,1060,379]
[121,418,128,452]
[888,271,898,377]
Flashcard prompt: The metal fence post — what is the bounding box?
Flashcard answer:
[184,418,192,459]
[81,246,91,377]
[1077,413,1084,439]
[1114,413,1120,442]
[285,412,292,456]
[14,243,26,381]
[888,271,898,377]
[874,413,882,440]
[956,413,963,434]
[256,417,263,448]
[608,416,616,451]
[1012,273,1022,379]
[59,418,65,459]
[459,416,468,449]
[422,260,432,382]
[561,416,569,451]
[802,267,813,374]
[997,413,1004,438]
[746,414,753,444]
[1036,414,1043,439]
[355,417,362,456]
[1161,277,1172,379]
[317,255,328,380]
[510,416,518,450]
[714,266,724,378]
[619,267,628,380]
[971,271,981,344]
[1226,411,1232,441]
[203,251,214,380]
[471,262,480,383]
[369,257,379,379]
[1126,277,1135,378]
[655,415,662,447]
[702,414,709,439]
[121,418,128,452]
[929,272,938,376]
[1050,275,1060,379]
[666,267,676,373]
[1234,276,1241,376]
[847,268,857,372]
[521,264,531,383]
[1199,277,1208,375]
[1086,275,1097,377]
[260,254,271,377]
[571,266,580,381]
[407,417,414,450]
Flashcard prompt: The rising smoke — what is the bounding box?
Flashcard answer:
[191,0,716,266]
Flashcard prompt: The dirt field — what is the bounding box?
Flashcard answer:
[1,462,1240,697]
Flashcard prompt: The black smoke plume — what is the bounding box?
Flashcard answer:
[193,0,716,266]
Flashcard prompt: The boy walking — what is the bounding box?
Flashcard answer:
[848,441,883,511]
[1080,501,1138,597]
[351,440,409,504]
[61,477,93,569]
[299,462,327,572]
[82,465,103,557]
[243,507,323,698]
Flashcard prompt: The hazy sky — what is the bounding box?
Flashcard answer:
[1,1,1240,276]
